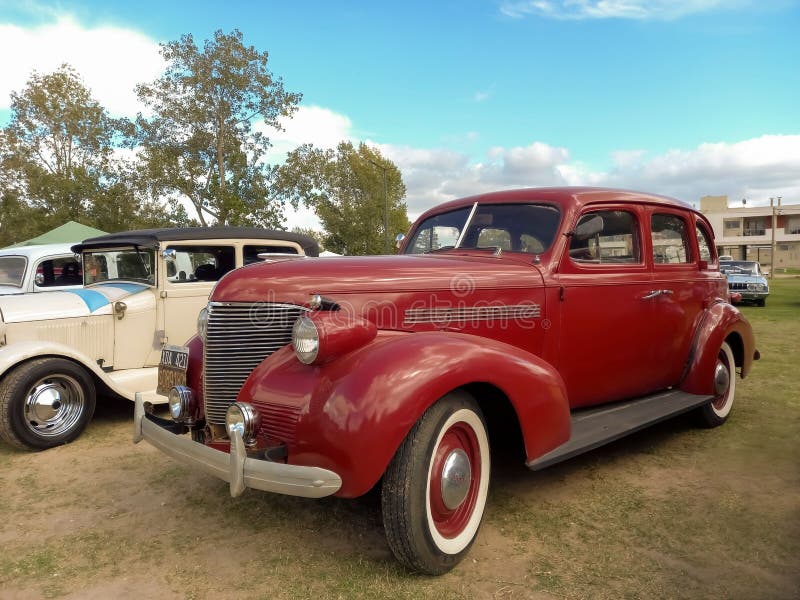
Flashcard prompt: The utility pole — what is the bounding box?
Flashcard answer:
[770,196,781,278]
[366,157,390,254]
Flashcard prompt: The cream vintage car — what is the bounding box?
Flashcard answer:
[0,227,318,450]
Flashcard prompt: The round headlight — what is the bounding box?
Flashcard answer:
[225,402,261,442]
[292,316,319,364]
[168,386,196,423]
[197,306,209,340]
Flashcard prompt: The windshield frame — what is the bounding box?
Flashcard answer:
[82,245,157,287]
[404,202,562,257]
[720,261,760,276]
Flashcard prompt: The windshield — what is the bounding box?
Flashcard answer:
[720,261,759,276]
[405,203,561,255]
[0,256,26,287]
[83,247,156,285]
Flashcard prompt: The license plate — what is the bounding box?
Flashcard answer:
[157,344,189,396]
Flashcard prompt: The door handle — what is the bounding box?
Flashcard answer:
[641,290,662,300]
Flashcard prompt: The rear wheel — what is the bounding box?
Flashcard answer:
[381,391,490,575]
[696,342,736,428]
[0,358,96,450]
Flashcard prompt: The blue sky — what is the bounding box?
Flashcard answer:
[1,0,799,226]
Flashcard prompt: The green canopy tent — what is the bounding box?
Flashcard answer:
[5,221,108,248]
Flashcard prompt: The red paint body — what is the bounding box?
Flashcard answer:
[188,187,757,498]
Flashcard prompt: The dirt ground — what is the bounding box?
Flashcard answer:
[1,390,797,600]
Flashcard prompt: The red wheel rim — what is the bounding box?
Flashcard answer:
[428,421,482,538]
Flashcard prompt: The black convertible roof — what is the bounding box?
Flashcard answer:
[72,227,319,257]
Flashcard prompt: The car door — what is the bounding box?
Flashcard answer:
[648,210,714,387]
[556,205,658,408]
[160,243,236,349]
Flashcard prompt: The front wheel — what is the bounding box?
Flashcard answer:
[0,358,96,451]
[696,342,736,428]
[381,391,490,575]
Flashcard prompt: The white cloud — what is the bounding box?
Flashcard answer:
[380,134,800,218]
[500,0,738,20]
[0,15,163,116]
[261,105,355,164]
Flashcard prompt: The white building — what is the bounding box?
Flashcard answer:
[700,195,800,270]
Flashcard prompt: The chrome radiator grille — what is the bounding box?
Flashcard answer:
[203,302,307,424]
[728,282,747,291]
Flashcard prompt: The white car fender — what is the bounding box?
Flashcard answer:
[0,340,125,398]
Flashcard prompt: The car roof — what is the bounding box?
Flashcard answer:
[72,227,320,257]
[0,243,77,259]
[414,187,696,221]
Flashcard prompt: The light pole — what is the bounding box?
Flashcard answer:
[366,157,390,254]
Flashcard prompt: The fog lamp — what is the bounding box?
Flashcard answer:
[225,402,261,443]
[168,386,196,423]
[292,316,319,364]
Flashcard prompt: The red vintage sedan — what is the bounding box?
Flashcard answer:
[135,187,758,574]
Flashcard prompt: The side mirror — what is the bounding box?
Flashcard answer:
[574,215,604,241]
[395,233,406,250]
[34,272,45,286]
[162,248,177,262]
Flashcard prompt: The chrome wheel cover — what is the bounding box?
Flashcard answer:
[23,375,86,438]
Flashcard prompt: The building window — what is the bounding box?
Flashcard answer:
[724,219,740,229]
[786,217,800,235]
[743,217,765,236]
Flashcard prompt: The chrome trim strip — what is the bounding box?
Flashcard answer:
[404,303,541,325]
[134,395,341,499]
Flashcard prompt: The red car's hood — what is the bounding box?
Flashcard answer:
[212,253,543,306]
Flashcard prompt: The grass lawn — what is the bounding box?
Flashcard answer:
[0,280,798,599]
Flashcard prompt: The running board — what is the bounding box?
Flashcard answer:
[527,390,714,471]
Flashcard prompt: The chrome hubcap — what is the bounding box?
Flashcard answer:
[24,376,85,437]
[440,448,472,510]
[714,361,730,397]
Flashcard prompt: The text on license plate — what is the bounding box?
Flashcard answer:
[157,344,189,396]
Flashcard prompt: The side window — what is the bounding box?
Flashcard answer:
[695,224,714,263]
[166,245,235,283]
[244,245,299,265]
[569,210,641,264]
[651,214,691,264]
[35,257,83,288]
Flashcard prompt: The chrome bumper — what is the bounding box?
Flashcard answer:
[133,393,342,499]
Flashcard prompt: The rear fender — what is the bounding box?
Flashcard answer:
[680,301,756,395]
[239,330,570,497]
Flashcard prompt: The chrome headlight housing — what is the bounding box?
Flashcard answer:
[197,306,209,341]
[292,316,319,364]
[168,386,197,424]
[225,402,261,443]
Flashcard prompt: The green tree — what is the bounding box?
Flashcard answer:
[135,29,300,227]
[277,142,410,255]
[0,64,145,237]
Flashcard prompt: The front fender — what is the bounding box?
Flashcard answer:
[0,340,125,398]
[680,301,756,395]
[239,331,570,498]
